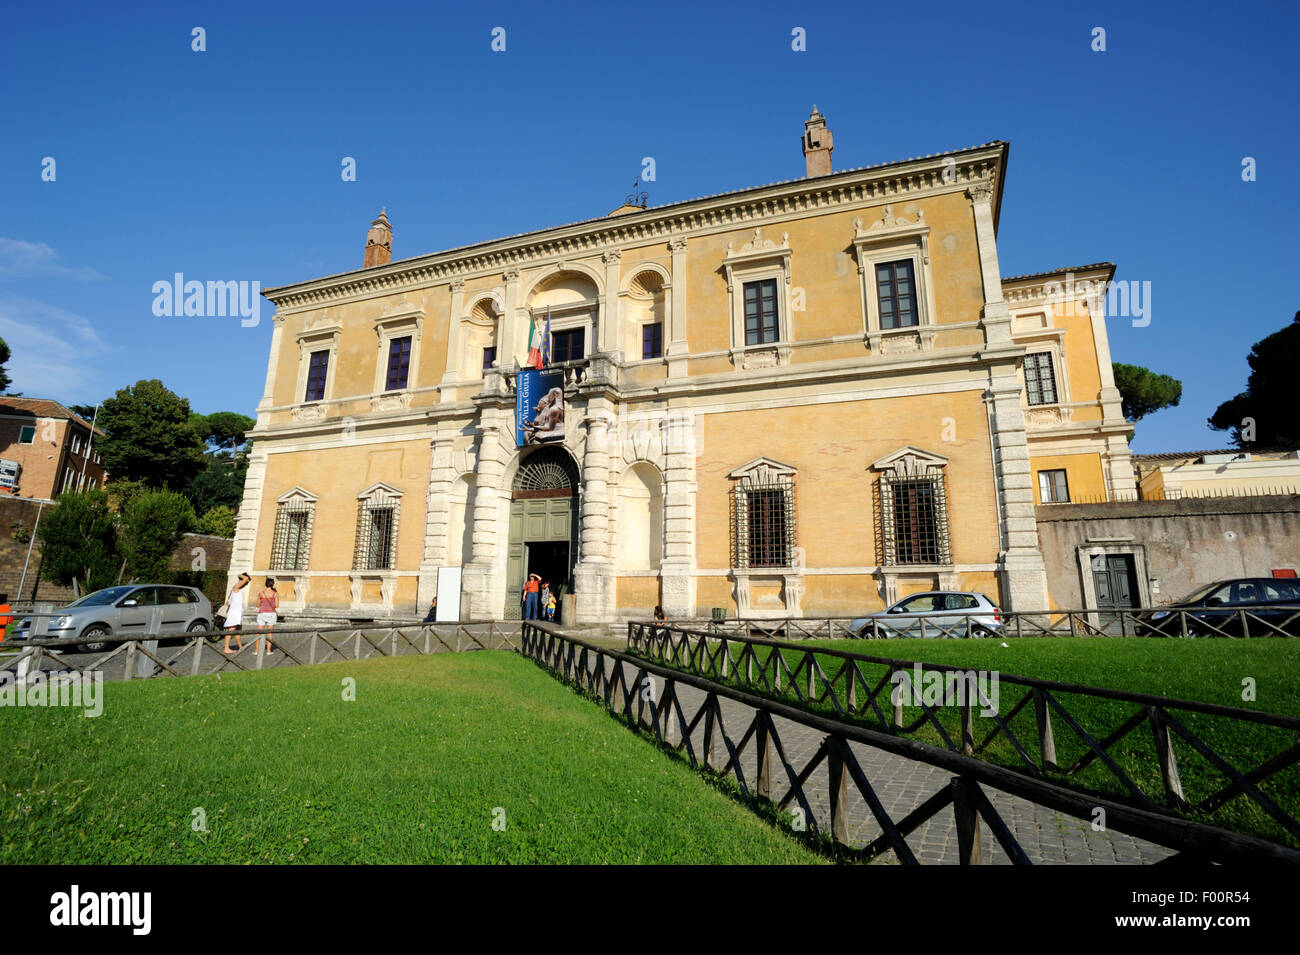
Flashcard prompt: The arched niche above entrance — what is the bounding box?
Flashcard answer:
[512,445,580,497]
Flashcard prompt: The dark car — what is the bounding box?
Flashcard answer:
[1136,578,1300,637]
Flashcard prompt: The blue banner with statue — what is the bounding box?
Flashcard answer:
[516,370,565,447]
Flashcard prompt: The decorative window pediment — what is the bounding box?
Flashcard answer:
[728,457,797,487]
[852,207,938,355]
[871,446,948,477]
[277,486,318,504]
[357,481,403,501]
[723,230,795,368]
[872,448,952,567]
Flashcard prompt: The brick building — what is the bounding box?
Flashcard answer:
[0,398,106,500]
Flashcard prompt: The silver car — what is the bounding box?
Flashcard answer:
[850,591,1003,639]
[12,585,214,652]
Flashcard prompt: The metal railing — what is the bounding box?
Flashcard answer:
[521,622,1300,864]
[626,622,1300,849]
[684,604,1300,639]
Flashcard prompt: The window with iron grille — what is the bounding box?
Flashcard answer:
[731,481,796,568]
[305,350,330,402]
[642,322,663,359]
[743,279,779,345]
[1024,352,1058,405]
[879,472,951,565]
[550,328,585,364]
[1038,468,1070,503]
[271,500,315,570]
[385,336,412,391]
[354,493,400,570]
[876,260,918,329]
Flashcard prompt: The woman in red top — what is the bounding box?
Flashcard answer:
[522,573,541,620]
[254,578,279,655]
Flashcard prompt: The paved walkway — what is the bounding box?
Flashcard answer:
[597,655,1171,865]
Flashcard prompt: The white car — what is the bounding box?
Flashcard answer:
[850,591,1003,639]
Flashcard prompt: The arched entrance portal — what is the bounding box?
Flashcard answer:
[506,446,579,621]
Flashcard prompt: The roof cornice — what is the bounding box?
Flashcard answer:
[264,142,1009,311]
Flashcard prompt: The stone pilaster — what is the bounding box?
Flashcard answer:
[988,376,1050,610]
[573,398,617,622]
[599,250,621,358]
[968,180,1014,347]
[439,279,466,400]
[1086,284,1138,500]
[229,450,269,592]
[500,268,521,367]
[658,408,698,616]
[255,313,286,428]
[463,399,511,619]
[665,237,689,378]
[417,428,458,609]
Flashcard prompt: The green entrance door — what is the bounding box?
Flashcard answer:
[505,447,580,621]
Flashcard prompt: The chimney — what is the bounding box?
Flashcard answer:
[364,208,393,268]
[802,106,833,177]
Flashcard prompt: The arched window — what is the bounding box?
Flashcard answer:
[513,446,580,494]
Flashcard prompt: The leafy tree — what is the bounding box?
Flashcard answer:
[0,337,11,393]
[193,411,256,457]
[96,380,207,490]
[70,404,98,422]
[1113,362,1183,423]
[1209,311,1300,449]
[186,458,247,513]
[197,505,238,538]
[36,489,121,596]
[106,478,150,515]
[119,489,196,582]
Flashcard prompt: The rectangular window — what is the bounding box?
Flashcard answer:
[1024,352,1058,406]
[642,322,663,360]
[732,481,796,569]
[482,346,497,370]
[882,474,950,565]
[271,502,315,570]
[365,507,395,569]
[550,328,585,364]
[876,260,918,329]
[71,434,83,454]
[62,468,76,493]
[385,336,412,391]
[743,279,780,345]
[746,489,789,567]
[19,425,35,444]
[1038,469,1070,503]
[305,350,330,402]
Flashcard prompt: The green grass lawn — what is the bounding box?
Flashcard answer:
[632,635,1300,848]
[0,652,822,864]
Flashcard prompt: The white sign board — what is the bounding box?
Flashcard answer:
[436,567,462,622]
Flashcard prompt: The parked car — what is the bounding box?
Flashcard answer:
[1135,578,1300,637]
[9,585,214,652]
[850,591,1003,639]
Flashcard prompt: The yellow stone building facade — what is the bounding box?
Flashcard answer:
[232,112,1135,622]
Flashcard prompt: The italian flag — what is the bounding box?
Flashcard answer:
[525,313,544,369]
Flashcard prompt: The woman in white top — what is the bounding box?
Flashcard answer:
[222,573,251,655]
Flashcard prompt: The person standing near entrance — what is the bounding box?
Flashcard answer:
[522,573,541,620]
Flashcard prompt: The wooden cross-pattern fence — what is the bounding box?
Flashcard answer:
[626,621,1300,850]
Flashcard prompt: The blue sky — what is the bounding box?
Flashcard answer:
[1,0,1295,452]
